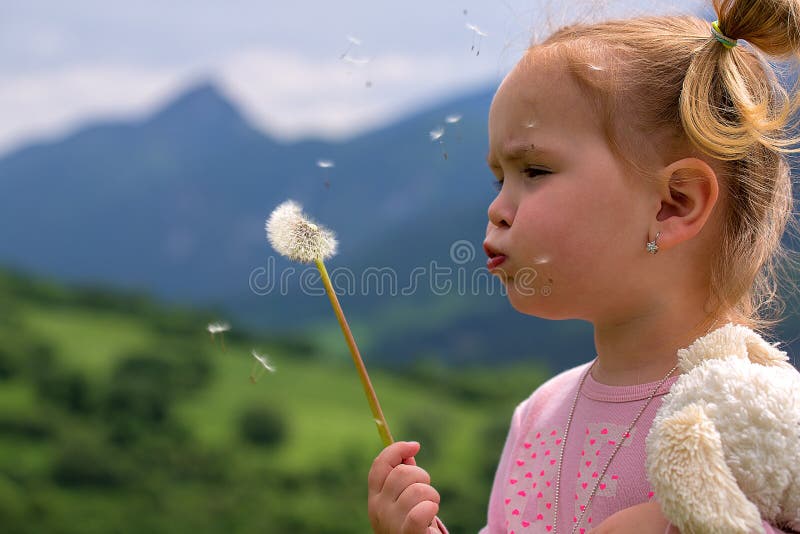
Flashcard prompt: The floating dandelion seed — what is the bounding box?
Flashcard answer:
[250,349,276,383]
[465,23,488,55]
[207,322,230,351]
[341,54,370,66]
[339,37,373,88]
[445,114,463,142]
[587,63,604,71]
[524,118,539,129]
[207,322,230,335]
[316,160,335,189]
[339,34,362,59]
[429,127,448,160]
[265,200,393,446]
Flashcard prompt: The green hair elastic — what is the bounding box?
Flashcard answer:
[711,20,738,49]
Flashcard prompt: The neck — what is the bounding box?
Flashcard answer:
[590,308,731,386]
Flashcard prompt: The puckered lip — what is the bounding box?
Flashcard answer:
[483,241,506,259]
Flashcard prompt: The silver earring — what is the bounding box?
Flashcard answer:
[646,232,661,255]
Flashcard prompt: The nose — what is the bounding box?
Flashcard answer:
[488,191,513,228]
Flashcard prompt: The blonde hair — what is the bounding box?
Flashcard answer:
[531,0,800,336]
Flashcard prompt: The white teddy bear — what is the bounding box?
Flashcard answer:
[645,322,800,534]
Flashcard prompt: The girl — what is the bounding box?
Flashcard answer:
[368,0,800,532]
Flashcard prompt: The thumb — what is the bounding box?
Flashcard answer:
[402,441,420,466]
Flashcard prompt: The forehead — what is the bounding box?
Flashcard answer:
[489,49,603,150]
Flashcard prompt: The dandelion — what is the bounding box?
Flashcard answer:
[266,200,337,263]
[265,200,393,446]
[250,349,276,383]
[207,322,231,351]
[465,22,488,56]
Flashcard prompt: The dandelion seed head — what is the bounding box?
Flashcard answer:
[429,127,445,141]
[207,322,230,334]
[316,159,335,168]
[266,200,338,263]
[252,350,276,373]
[445,114,462,124]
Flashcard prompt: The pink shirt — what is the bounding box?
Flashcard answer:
[436,362,791,534]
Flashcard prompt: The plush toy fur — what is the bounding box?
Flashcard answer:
[645,323,800,534]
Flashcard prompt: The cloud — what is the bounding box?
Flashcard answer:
[216,48,503,141]
[0,65,188,156]
[0,48,506,156]
[0,0,707,156]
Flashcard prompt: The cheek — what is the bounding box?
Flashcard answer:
[513,200,611,287]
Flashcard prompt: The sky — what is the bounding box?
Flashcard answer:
[0,0,706,156]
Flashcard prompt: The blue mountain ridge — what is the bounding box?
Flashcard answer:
[0,81,796,371]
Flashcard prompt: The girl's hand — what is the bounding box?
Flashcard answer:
[368,441,442,534]
[588,501,680,534]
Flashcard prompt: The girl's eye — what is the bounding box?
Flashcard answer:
[491,168,549,193]
[523,167,550,179]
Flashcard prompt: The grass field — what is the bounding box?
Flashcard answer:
[0,271,549,533]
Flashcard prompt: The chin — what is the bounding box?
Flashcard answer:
[506,291,567,320]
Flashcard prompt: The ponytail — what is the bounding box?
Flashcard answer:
[682,0,800,160]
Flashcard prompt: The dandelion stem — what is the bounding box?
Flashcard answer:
[315,258,393,446]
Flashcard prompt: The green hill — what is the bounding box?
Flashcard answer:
[0,269,548,533]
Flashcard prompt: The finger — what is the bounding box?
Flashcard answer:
[384,464,432,503]
[403,455,417,466]
[396,482,441,513]
[401,500,439,534]
[368,441,421,495]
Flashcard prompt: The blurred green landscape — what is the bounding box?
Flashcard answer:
[0,268,550,533]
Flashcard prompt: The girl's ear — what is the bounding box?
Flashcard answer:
[652,157,721,251]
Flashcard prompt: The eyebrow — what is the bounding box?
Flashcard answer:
[486,142,559,167]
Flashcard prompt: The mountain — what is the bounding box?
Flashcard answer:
[0,81,796,372]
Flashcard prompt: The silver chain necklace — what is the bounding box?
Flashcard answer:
[551,359,679,534]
